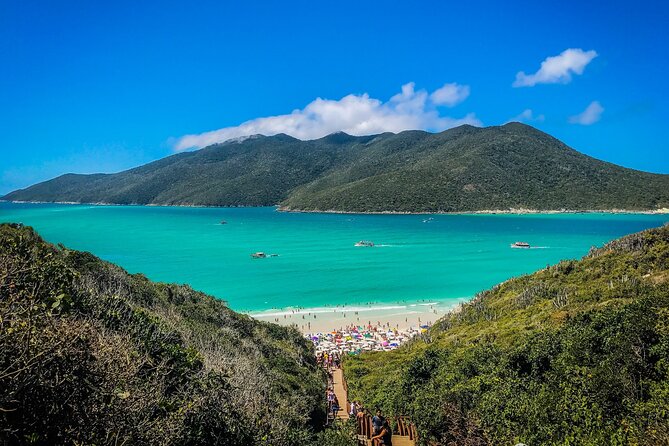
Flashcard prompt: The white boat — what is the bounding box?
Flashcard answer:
[251,252,268,258]
[354,240,375,247]
[510,241,531,249]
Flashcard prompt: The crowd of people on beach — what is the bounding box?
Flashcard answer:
[260,301,442,333]
[308,322,430,357]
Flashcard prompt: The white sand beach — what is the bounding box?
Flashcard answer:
[248,299,465,334]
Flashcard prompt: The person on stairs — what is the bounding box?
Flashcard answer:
[372,410,385,435]
[331,395,340,419]
[371,419,392,446]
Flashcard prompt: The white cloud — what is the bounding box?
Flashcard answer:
[173,82,481,151]
[569,101,604,125]
[507,109,545,124]
[513,48,598,87]
[430,82,470,106]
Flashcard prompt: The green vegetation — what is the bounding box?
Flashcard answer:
[344,224,669,445]
[0,223,326,445]
[4,123,669,212]
[0,133,368,207]
[313,420,357,446]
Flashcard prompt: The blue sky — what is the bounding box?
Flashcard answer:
[1,0,668,194]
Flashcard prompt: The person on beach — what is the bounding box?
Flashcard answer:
[371,419,392,445]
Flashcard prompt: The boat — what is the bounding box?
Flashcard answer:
[220,220,227,225]
[251,252,268,258]
[354,240,375,247]
[511,241,531,249]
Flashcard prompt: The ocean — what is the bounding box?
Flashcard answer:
[1,202,666,314]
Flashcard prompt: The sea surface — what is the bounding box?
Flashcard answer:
[1,202,666,314]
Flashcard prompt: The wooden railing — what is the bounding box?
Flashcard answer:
[354,412,417,445]
[395,416,418,441]
[355,413,374,440]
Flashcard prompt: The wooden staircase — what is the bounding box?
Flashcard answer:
[331,368,350,420]
[329,366,417,446]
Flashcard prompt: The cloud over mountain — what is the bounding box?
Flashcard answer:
[174,82,480,151]
[569,101,604,125]
[507,109,545,124]
[429,83,470,106]
[513,48,598,87]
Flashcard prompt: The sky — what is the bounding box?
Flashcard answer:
[1,0,668,194]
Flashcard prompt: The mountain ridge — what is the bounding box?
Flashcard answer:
[4,123,669,212]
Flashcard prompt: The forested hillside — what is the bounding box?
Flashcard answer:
[0,223,326,445]
[4,123,669,212]
[344,224,669,445]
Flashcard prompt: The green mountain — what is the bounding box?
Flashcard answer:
[3,123,669,212]
[0,223,326,445]
[344,224,669,445]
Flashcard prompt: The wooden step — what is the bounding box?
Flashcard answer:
[359,435,414,446]
[392,435,415,446]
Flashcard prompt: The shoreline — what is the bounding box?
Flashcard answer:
[246,299,467,334]
[2,200,668,215]
[277,206,669,215]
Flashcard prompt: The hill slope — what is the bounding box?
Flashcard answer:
[0,223,326,445]
[1,133,375,207]
[344,224,669,445]
[283,123,669,212]
[4,123,669,212]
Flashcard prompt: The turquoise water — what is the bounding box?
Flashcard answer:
[1,202,666,312]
